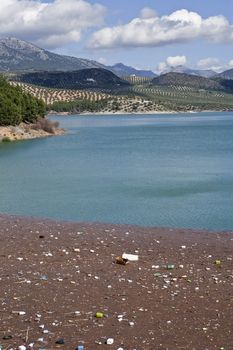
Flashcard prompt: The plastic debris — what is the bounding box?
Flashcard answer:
[76,345,84,350]
[154,272,161,277]
[2,335,13,340]
[106,338,114,345]
[122,253,139,261]
[214,260,221,266]
[18,311,26,316]
[56,338,65,344]
[95,312,104,318]
[167,264,175,270]
[18,346,27,350]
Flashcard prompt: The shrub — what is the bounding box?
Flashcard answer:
[32,117,60,134]
[1,136,11,142]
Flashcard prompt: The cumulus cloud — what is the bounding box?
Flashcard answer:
[197,57,224,72]
[0,0,106,49]
[89,9,233,49]
[140,7,157,19]
[197,58,220,69]
[157,56,187,73]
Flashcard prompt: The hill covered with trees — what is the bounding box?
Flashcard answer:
[16,69,130,91]
[0,76,46,126]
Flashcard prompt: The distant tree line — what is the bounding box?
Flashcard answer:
[49,99,109,113]
[0,76,46,126]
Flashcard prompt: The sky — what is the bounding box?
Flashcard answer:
[1,0,233,73]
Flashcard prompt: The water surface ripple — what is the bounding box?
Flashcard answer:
[0,112,233,230]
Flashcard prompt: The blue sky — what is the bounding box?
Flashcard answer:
[1,0,233,72]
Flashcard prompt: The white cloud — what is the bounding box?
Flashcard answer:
[197,57,224,72]
[197,58,220,69]
[89,9,233,49]
[157,56,187,73]
[228,60,233,68]
[0,0,106,49]
[97,57,107,65]
[166,56,187,67]
[140,7,157,19]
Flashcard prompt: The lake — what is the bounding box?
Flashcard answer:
[0,112,233,231]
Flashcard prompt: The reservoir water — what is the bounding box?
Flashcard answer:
[0,112,233,231]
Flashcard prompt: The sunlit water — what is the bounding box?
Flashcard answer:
[0,112,233,231]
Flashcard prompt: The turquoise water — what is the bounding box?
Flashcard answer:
[0,112,233,230]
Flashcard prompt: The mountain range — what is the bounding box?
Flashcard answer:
[1,37,233,95]
[0,37,105,72]
[217,68,233,80]
[161,65,217,78]
[109,63,157,78]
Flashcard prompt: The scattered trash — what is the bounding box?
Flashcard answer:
[40,275,48,281]
[76,345,84,350]
[214,260,221,266]
[115,256,128,265]
[167,264,175,270]
[154,272,161,277]
[106,338,114,345]
[122,253,139,261]
[2,335,13,340]
[18,346,27,350]
[56,338,65,344]
[95,312,104,318]
[17,311,26,316]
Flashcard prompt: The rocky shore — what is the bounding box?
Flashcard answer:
[0,121,64,142]
[0,215,232,349]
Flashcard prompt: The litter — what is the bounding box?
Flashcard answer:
[115,257,128,265]
[122,253,139,261]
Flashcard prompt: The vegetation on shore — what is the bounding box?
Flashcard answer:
[0,76,46,126]
[49,99,109,113]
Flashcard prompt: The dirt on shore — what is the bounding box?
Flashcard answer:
[0,215,232,350]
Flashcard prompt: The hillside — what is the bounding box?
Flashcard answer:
[217,68,233,80]
[0,37,106,72]
[152,72,224,91]
[16,68,131,90]
[109,63,157,78]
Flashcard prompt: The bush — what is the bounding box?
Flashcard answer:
[1,136,11,142]
[32,117,60,134]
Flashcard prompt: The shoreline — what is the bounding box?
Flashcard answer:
[0,214,232,349]
[0,122,65,142]
[48,109,232,116]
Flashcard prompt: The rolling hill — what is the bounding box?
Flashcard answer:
[151,72,227,91]
[16,68,130,90]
